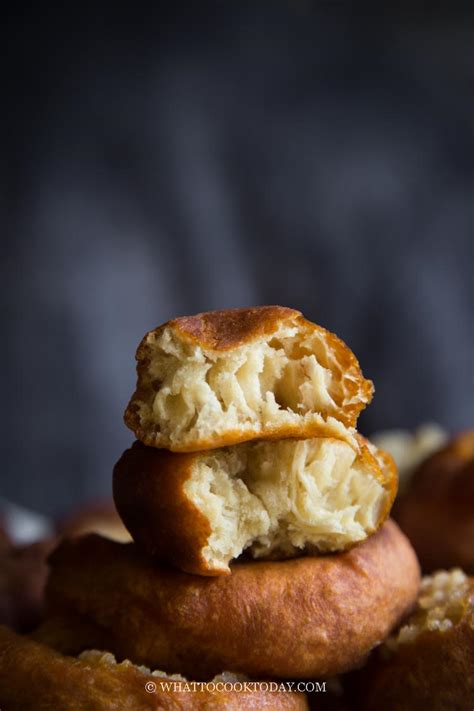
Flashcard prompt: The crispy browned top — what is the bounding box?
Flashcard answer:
[138,306,372,400]
[125,306,374,446]
[162,305,300,351]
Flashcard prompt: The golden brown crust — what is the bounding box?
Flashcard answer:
[357,434,398,505]
[394,430,474,573]
[113,442,214,576]
[124,306,374,451]
[38,521,419,680]
[169,306,300,351]
[350,580,474,711]
[0,626,308,710]
[113,437,398,576]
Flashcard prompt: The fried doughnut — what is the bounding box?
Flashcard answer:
[113,436,396,575]
[352,569,474,710]
[394,430,474,572]
[35,520,419,680]
[124,306,373,451]
[0,626,308,710]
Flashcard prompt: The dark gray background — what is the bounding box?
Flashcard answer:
[2,5,473,516]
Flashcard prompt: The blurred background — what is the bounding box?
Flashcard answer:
[2,4,473,518]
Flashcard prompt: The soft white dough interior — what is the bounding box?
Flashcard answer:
[183,438,388,569]
[138,324,360,445]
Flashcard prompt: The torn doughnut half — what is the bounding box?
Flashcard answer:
[124,306,374,451]
[113,435,397,575]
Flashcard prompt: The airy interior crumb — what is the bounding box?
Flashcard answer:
[133,322,364,447]
[385,569,470,651]
[184,437,389,569]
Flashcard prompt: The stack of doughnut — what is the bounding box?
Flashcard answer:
[115,306,402,576]
[0,307,424,710]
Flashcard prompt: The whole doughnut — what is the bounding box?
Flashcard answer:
[36,520,420,680]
